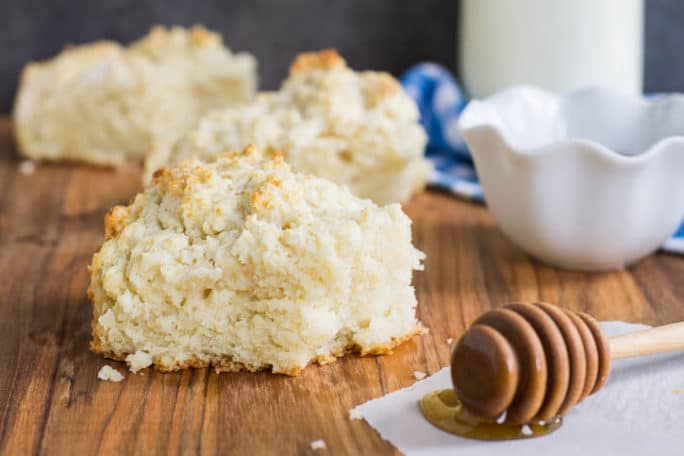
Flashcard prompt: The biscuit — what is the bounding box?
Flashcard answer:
[145,49,431,204]
[89,145,425,375]
[13,25,256,166]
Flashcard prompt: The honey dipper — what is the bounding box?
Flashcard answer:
[448,302,684,425]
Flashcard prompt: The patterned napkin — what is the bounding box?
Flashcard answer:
[400,63,684,254]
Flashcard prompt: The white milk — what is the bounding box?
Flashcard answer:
[459,0,644,97]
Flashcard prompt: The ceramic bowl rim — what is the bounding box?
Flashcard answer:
[458,86,684,166]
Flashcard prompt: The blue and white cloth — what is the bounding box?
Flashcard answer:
[400,63,684,255]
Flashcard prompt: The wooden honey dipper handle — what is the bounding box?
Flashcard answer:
[609,321,684,359]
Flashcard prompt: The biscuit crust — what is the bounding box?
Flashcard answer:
[91,326,423,376]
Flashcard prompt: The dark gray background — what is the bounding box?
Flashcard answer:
[1,0,683,112]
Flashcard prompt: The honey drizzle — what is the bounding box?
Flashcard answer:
[420,389,562,440]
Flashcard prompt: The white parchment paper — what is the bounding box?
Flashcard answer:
[352,322,684,455]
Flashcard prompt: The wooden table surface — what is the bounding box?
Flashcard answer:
[1,117,683,455]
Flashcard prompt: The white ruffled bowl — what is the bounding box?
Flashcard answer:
[459,86,684,271]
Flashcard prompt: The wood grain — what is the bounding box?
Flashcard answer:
[0,117,682,455]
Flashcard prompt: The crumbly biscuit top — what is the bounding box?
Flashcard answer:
[130,25,224,58]
[21,41,128,81]
[285,49,402,105]
[289,49,347,74]
[110,145,385,242]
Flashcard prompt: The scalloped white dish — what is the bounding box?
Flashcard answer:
[459,86,684,270]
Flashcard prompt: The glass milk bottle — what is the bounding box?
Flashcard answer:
[459,0,644,98]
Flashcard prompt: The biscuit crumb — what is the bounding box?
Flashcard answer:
[310,439,327,450]
[673,388,684,395]
[413,370,427,380]
[348,408,363,421]
[446,338,453,344]
[97,365,124,382]
[18,160,36,175]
